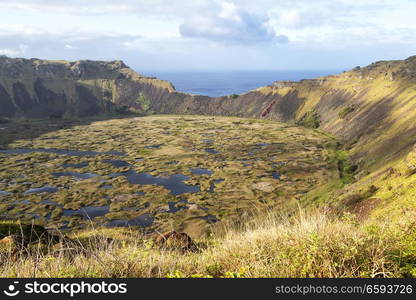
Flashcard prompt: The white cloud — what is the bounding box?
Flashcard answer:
[277,10,301,28]
[0,0,208,16]
[64,44,78,49]
[0,0,414,70]
[179,1,285,44]
[0,43,28,57]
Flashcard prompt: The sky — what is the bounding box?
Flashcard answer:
[0,0,415,71]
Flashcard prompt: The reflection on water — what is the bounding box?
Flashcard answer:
[52,171,99,180]
[125,171,200,195]
[63,162,89,169]
[1,148,125,157]
[272,171,281,179]
[209,179,224,192]
[63,205,110,219]
[144,144,164,149]
[24,186,58,195]
[190,168,213,175]
[205,148,219,154]
[102,159,131,167]
[105,213,154,228]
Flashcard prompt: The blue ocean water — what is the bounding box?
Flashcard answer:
[142,70,341,97]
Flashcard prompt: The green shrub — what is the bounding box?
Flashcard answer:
[297,110,320,128]
[339,106,355,118]
[136,93,151,112]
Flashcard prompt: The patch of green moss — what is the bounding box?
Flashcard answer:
[297,110,320,129]
[136,93,151,112]
[334,150,357,184]
[338,106,355,119]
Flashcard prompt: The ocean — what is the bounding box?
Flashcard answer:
[141,70,341,97]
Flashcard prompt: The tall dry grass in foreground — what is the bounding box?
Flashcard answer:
[1,209,415,278]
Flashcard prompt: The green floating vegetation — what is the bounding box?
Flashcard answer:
[0,115,338,236]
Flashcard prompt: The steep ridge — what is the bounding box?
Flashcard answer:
[252,56,416,170]
[154,56,416,171]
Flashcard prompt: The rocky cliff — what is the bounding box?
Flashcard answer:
[0,56,176,118]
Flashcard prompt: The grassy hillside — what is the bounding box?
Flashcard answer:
[1,208,416,278]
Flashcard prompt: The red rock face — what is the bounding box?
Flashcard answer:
[261,99,277,117]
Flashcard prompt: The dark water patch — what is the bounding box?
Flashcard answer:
[166,199,188,213]
[0,190,11,196]
[24,186,58,195]
[40,136,60,140]
[125,171,200,195]
[190,168,213,175]
[63,205,109,219]
[59,220,70,230]
[105,213,154,228]
[209,179,224,192]
[167,201,180,213]
[41,199,62,206]
[205,148,219,154]
[14,199,30,205]
[62,162,89,169]
[272,171,281,179]
[192,214,219,224]
[101,185,113,190]
[144,144,164,149]
[102,159,130,167]
[203,139,214,144]
[1,148,125,157]
[103,150,126,156]
[135,191,146,196]
[254,143,269,148]
[52,171,99,180]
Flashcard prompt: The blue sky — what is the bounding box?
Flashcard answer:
[0,0,415,71]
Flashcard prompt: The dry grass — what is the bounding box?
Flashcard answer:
[1,208,415,278]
